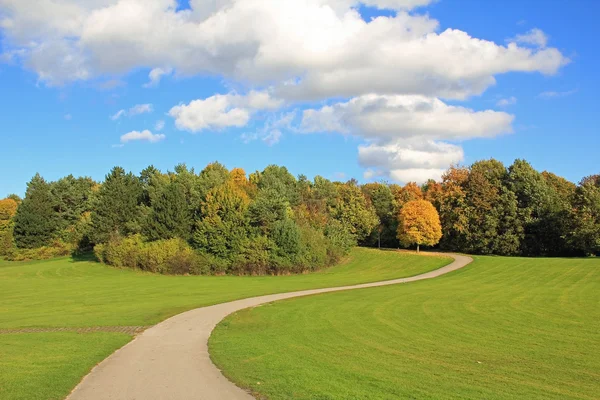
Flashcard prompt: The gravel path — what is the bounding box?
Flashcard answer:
[67,252,472,400]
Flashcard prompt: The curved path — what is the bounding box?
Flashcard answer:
[67,252,472,400]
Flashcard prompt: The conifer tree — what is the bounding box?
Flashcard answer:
[13,174,58,248]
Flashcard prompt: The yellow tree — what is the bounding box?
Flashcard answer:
[397,199,442,253]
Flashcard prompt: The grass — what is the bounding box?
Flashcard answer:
[0,248,449,329]
[0,247,449,400]
[0,332,131,400]
[210,256,600,400]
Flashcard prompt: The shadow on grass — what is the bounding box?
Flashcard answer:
[70,251,100,263]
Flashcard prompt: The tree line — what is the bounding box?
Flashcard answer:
[0,159,598,274]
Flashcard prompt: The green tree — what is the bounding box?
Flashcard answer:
[192,181,251,260]
[144,181,192,241]
[361,183,397,248]
[51,175,96,244]
[91,167,143,243]
[13,174,58,248]
[330,182,378,242]
[249,188,290,233]
[570,179,600,255]
[252,165,300,206]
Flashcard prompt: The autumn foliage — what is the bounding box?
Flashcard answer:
[397,200,442,252]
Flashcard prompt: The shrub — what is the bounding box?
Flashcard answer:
[94,235,212,275]
[4,240,72,261]
[231,235,274,275]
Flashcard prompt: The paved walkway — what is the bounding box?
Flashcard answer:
[67,252,472,400]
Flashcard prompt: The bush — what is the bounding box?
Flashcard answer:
[94,235,211,275]
[324,219,355,264]
[4,239,72,261]
[231,236,274,275]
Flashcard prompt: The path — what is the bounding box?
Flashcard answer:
[67,252,472,400]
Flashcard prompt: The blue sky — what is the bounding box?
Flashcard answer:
[0,0,598,197]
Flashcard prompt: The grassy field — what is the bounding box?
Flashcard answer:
[0,248,449,400]
[210,256,600,400]
[0,333,130,400]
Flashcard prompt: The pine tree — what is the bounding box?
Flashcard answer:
[144,181,192,241]
[13,174,58,248]
[91,167,143,243]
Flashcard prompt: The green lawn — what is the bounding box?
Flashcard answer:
[0,248,449,400]
[210,256,600,400]
[0,333,131,400]
[0,248,449,329]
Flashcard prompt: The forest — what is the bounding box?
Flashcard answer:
[0,159,598,275]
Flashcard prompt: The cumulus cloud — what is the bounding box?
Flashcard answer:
[508,28,548,48]
[169,91,282,132]
[111,103,153,120]
[301,95,514,141]
[301,94,513,183]
[0,0,568,97]
[496,96,517,107]
[120,129,165,143]
[358,139,464,183]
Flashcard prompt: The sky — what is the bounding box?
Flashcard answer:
[0,0,598,197]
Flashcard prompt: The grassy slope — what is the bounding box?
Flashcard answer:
[210,256,600,400]
[0,248,449,400]
[0,248,449,329]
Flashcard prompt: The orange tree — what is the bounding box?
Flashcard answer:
[397,199,442,253]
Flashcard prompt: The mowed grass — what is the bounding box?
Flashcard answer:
[0,248,449,400]
[0,248,450,329]
[210,256,600,400]
[0,332,130,400]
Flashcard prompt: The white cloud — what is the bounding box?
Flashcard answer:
[169,91,282,132]
[144,67,172,88]
[0,1,568,98]
[120,129,165,143]
[301,94,514,141]
[301,94,513,183]
[154,119,165,131]
[508,28,548,48]
[111,103,153,120]
[359,139,464,183]
[496,96,517,107]
[539,89,578,99]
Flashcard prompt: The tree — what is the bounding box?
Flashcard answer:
[144,181,192,241]
[192,181,251,260]
[397,199,442,252]
[330,182,378,242]
[0,198,18,254]
[51,175,96,244]
[438,166,470,251]
[251,165,300,206]
[13,174,58,248]
[361,183,396,248]
[570,180,600,255]
[91,167,143,243]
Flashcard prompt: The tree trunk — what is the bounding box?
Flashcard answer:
[417,243,420,253]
